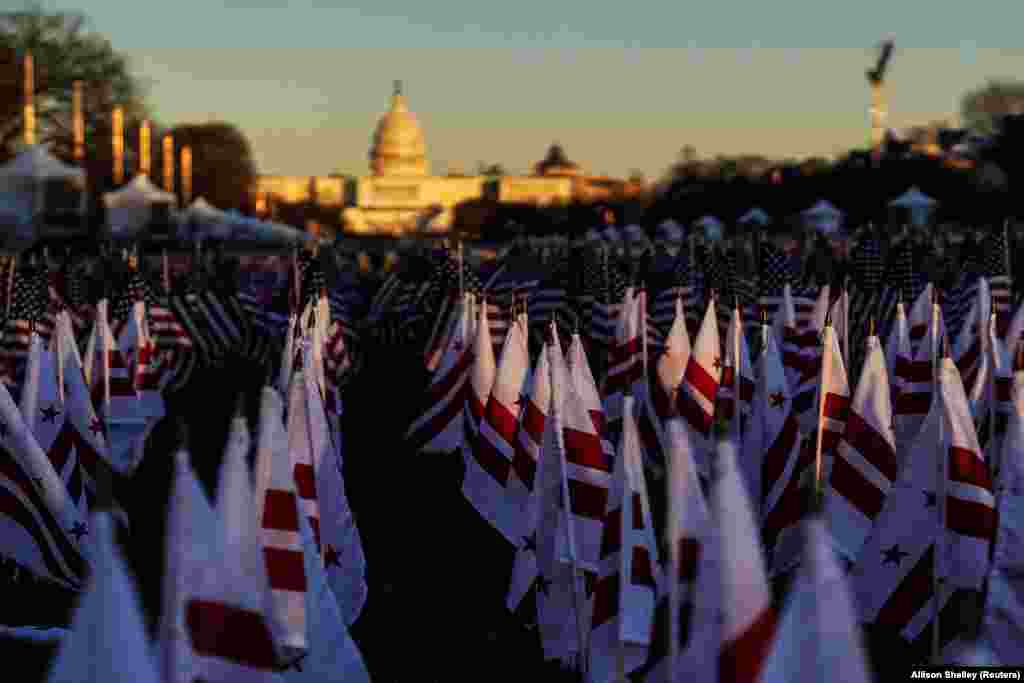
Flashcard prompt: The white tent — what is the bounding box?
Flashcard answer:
[103,175,177,238]
[0,145,86,218]
[656,219,685,242]
[623,224,648,242]
[183,197,232,240]
[694,215,724,241]
[889,187,938,229]
[802,200,844,236]
[601,226,621,242]
[584,228,602,242]
[889,186,937,209]
[738,207,772,227]
[221,210,310,246]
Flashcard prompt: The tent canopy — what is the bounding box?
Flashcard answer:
[623,224,649,242]
[186,197,228,222]
[889,186,938,209]
[693,215,723,229]
[0,145,84,183]
[802,200,843,220]
[103,174,177,209]
[657,219,685,242]
[738,207,772,226]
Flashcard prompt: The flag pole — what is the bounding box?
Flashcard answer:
[549,331,590,678]
[734,299,743,444]
[842,277,850,368]
[813,321,832,504]
[931,301,945,663]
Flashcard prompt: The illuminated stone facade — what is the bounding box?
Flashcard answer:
[253,83,646,235]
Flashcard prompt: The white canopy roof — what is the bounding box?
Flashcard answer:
[103,174,176,209]
[0,145,84,183]
[738,207,772,226]
[225,212,310,245]
[889,186,938,209]
[187,197,227,220]
[657,219,685,242]
[601,226,621,241]
[802,200,843,220]
[693,215,723,229]
[802,200,844,236]
[623,224,648,241]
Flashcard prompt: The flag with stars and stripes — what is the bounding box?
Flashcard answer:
[1,266,54,393]
[0,377,91,591]
[854,357,996,661]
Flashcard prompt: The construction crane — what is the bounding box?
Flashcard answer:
[867,38,895,160]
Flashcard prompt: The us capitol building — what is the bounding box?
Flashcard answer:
[253,82,645,236]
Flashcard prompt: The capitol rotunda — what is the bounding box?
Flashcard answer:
[254,82,645,236]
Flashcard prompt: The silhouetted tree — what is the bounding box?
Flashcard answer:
[476,162,506,178]
[169,122,257,211]
[961,79,1024,136]
[0,5,150,162]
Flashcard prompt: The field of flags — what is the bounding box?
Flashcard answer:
[0,216,1023,680]
[389,221,1024,679]
[0,247,370,681]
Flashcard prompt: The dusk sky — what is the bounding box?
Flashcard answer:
[42,0,1024,179]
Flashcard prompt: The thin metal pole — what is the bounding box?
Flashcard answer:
[931,303,944,663]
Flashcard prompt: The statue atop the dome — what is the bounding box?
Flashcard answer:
[393,80,403,97]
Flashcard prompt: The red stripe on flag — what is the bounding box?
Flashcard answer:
[683,358,718,405]
[718,607,777,683]
[472,429,512,485]
[567,479,609,520]
[591,573,619,629]
[677,537,700,582]
[185,600,279,669]
[485,397,519,446]
[760,415,800,502]
[0,486,80,585]
[945,497,996,541]
[0,457,86,580]
[424,349,474,405]
[823,393,850,422]
[830,456,886,519]
[406,381,469,452]
[678,392,713,437]
[564,428,611,472]
[762,443,813,548]
[844,413,898,481]
[948,447,994,492]
[293,463,315,500]
[632,493,645,531]
[262,490,300,532]
[875,545,934,632]
[631,546,656,588]
[263,547,307,592]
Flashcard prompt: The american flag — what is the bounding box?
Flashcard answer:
[984,227,1014,337]
[1,266,54,391]
[103,267,195,393]
[420,247,484,365]
[846,238,885,382]
[875,240,927,342]
[528,254,573,353]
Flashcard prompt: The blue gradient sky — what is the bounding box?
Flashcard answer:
[38,0,1024,178]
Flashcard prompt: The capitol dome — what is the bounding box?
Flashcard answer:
[369,81,429,176]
